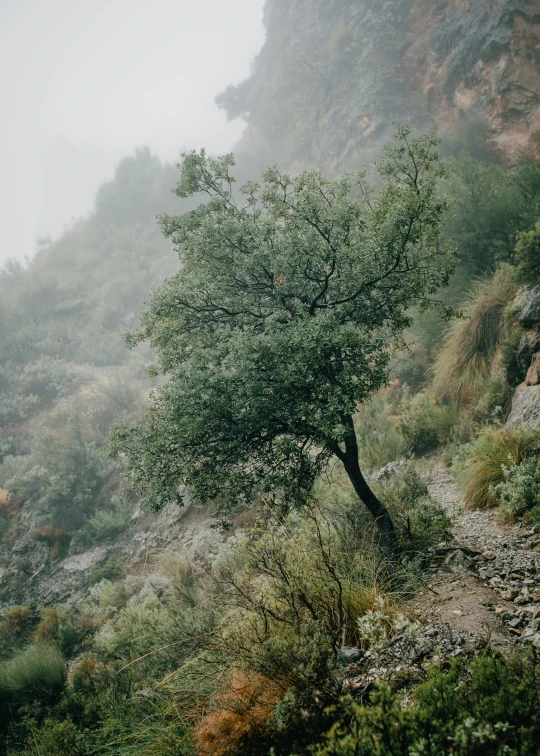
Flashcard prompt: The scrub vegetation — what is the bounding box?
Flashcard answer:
[1,114,540,755]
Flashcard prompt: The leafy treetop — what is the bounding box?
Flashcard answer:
[111,126,453,548]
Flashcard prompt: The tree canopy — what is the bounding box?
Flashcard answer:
[111,126,453,548]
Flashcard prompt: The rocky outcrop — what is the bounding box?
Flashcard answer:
[506,287,540,428]
[507,383,540,428]
[519,285,540,328]
[220,0,540,171]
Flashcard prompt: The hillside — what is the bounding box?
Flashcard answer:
[219,0,540,171]
[2,1,540,753]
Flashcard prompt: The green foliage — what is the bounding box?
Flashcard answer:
[494,456,540,523]
[445,156,540,272]
[21,719,90,755]
[112,127,452,541]
[473,375,513,423]
[0,645,66,711]
[439,114,493,163]
[77,491,133,546]
[354,389,409,473]
[400,393,460,455]
[0,607,33,661]
[455,427,539,509]
[514,220,540,283]
[372,467,451,552]
[90,554,124,585]
[94,147,180,228]
[316,649,540,755]
[0,419,112,532]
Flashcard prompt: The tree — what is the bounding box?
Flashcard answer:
[111,126,453,550]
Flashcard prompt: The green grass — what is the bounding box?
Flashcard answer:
[0,644,66,707]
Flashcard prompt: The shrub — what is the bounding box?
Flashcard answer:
[372,467,451,551]
[431,267,517,404]
[473,374,513,422]
[316,649,540,755]
[354,387,409,471]
[196,673,282,756]
[515,220,540,283]
[90,554,124,585]
[77,490,132,545]
[23,719,90,756]
[0,645,66,708]
[33,607,81,657]
[494,456,540,522]
[444,156,540,272]
[456,427,538,509]
[1,419,113,532]
[0,606,33,660]
[400,393,460,455]
[34,525,69,557]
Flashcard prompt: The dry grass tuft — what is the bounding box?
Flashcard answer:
[432,267,517,404]
[458,427,534,509]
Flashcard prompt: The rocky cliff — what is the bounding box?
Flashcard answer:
[218,0,540,170]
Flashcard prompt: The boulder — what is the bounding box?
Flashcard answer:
[506,383,540,429]
[370,461,408,481]
[519,286,540,328]
[526,353,540,386]
[337,646,363,665]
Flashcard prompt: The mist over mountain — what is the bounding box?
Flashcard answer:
[1,2,540,753]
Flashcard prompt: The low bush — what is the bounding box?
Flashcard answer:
[196,673,283,756]
[77,490,132,546]
[90,553,124,585]
[316,649,540,755]
[514,220,540,283]
[372,467,451,552]
[456,427,539,509]
[0,645,66,712]
[0,606,33,660]
[34,607,82,657]
[494,456,540,523]
[400,393,460,455]
[21,719,90,756]
[473,374,514,422]
[354,387,409,472]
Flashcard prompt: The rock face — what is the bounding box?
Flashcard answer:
[507,383,540,428]
[219,0,540,171]
[506,286,540,427]
[519,285,540,328]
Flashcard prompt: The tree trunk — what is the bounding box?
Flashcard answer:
[331,415,398,551]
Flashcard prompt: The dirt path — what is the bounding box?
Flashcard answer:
[412,462,540,653]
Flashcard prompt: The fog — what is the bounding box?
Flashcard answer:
[0,0,265,264]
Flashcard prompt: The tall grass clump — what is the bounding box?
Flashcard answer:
[0,644,66,708]
[456,427,537,509]
[431,266,517,404]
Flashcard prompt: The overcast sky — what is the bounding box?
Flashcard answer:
[0,0,265,263]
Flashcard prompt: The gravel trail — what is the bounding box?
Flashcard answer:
[412,462,540,652]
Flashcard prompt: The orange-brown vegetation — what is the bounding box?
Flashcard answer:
[196,673,283,756]
[34,607,61,645]
[34,525,68,557]
[0,605,31,636]
[0,488,21,516]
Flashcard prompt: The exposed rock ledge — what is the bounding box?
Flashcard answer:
[506,383,540,429]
